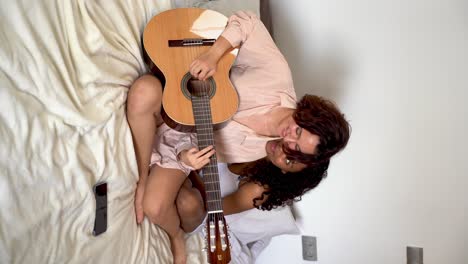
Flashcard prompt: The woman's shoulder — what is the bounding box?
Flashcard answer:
[237,180,268,205]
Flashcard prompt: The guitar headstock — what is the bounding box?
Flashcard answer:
[204,212,231,264]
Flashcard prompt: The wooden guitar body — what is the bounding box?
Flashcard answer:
[143,8,239,126]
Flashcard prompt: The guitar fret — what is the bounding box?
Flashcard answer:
[194,122,212,126]
[195,126,213,130]
[204,170,219,173]
[194,123,212,127]
[204,175,219,178]
[196,128,214,132]
[195,132,214,136]
[202,166,219,171]
[204,187,220,190]
[204,182,220,186]
[203,173,220,177]
[192,104,212,108]
[196,135,215,140]
[203,171,220,175]
[196,132,213,136]
[207,195,221,201]
[196,134,214,138]
[197,135,215,138]
[192,111,211,116]
[194,116,214,120]
[197,138,214,141]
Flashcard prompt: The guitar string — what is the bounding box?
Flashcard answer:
[196,45,222,213]
[195,45,213,212]
[196,45,223,248]
[195,46,215,249]
[199,57,222,214]
[206,79,222,248]
[191,44,216,251]
[192,43,229,251]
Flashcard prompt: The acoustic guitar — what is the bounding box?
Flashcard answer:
[143,8,238,264]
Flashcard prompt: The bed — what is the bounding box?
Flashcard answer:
[0,1,297,263]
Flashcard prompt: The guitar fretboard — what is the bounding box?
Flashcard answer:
[191,95,223,212]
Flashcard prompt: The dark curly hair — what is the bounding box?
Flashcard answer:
[285,94,351,165]
[239,158,330,211]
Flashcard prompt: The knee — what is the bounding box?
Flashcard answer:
[176,187,204,217]
[127,74,163,116]
[142,196,167,225]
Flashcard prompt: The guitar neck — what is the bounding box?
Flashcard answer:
[191,96,223,212]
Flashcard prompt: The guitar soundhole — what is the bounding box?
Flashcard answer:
[181,72,216,99]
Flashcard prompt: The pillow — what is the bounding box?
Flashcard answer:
[172,0,260,17]
[225,205,300,246]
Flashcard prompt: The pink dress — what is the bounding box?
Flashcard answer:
[150,11,297,175]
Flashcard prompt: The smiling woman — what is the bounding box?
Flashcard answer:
[284,94,351,165]
[266,139,308,173]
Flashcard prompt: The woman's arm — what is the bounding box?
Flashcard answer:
[222,181,268,215]
[190,10,281,81]
[187,168,268,215]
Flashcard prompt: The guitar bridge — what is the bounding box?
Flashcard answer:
[168,38,216,47]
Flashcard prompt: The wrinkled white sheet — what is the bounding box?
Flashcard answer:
[0,1,212,263]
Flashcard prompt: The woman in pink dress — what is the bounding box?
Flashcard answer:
[126,11,350,264]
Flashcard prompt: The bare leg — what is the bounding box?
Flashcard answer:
[176,178,206,233]
[126,74,162,224]
[143,165,189,264]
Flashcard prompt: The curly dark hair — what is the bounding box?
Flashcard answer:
[285,94,351,165]
[240,158,330,211]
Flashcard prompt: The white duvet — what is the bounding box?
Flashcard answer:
[0,0,272,263]
[0,0,213,263]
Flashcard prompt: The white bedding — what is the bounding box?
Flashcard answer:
[0,0,274,263]
[0,0,210,263]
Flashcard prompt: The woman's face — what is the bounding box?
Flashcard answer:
[265,139,307,173]
[278,116,320,155]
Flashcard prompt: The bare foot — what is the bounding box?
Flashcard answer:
[134,180,146,224]
[171,230,187,264]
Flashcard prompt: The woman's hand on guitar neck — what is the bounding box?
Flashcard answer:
[189,36,233,81]
[179,146,215,170]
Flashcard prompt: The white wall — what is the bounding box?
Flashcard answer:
[256,0,468,263]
